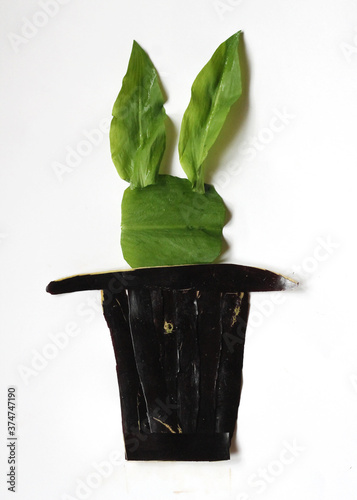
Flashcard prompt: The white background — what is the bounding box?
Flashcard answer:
[1,0,357,498]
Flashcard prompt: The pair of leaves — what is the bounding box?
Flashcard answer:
[110,32,242,191]
[110,33,242,267]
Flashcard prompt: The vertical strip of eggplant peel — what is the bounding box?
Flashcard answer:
[161,289,180,432]
[215,292,249,436]
[196,289,223,433]
[127,288,177,434]
[150,287,180,433]
[101,290,141,437]
[174,289,200,434]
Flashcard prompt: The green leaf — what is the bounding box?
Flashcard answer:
[178,31,242,193]
[121,175,226,267]
[110,41,166,188]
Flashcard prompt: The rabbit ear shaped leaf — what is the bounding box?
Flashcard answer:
[110,41,167,189]
[179,32,242,193]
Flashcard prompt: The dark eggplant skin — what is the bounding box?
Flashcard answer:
[101,289,140,438]
[122,433,231,461]
[46,263,297,295]
[47,264,297,461]
[215,292,249,436]
[102,283,247,460]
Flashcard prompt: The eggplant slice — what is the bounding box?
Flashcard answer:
[47,264,297,461]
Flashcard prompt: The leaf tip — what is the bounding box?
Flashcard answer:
[131,39,147,58]
[228,30,242,47]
